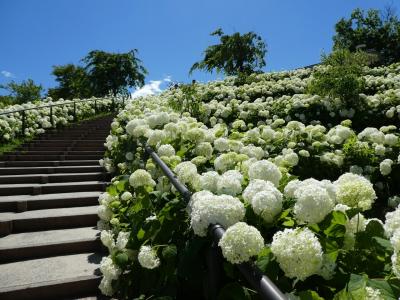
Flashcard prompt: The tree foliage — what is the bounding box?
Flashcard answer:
[307,49,370,106]
[0,79,43,104]
[47,64,92,100]
[333,7,400,66]
[83,49,147,97]
[190,28,267,76]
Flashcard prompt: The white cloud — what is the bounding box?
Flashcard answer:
[1,70,14,78]
[131,76,171,99]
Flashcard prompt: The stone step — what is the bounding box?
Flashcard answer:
[31,140,105,145]
[0,172,107,184]
[0,160,101,167]
[3,154,103,161]
[0,191,101,212]
[23,146,105,152]
[0,227,101,262]
[0,181,106,196]
[0,252,102,300]
[5,151,104,156]
[0,206,98,236]
[0,165,103,175]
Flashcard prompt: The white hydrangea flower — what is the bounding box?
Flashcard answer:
[198,171,219,193]
[214,152,238,172]
[283,179,300,198]
[293,183,335,224]
[214,137,230,152]
[99,277,113,296]
[216,170,243,196]
[384,133,398,146]
[195,142,213,158]
[100,230,115,250]
[241,145,265,160]
[116,231,130,250]
[147,129,166,146]
[271,228,323,281]
[120,191,132,201]
[138,245,160,269]
[218,222,264,264]
[100,256,121,280]
[190,193,245,237]
[129,169,156,188]
[384,207,400,237]
[98,205,112,222]
[298,150,310,157]
[248,160,282,187]
[380,159,393,176]
[333,203,350,213]
[334,173,376,211]
[251,190,283,223]
[158,144,176,157]
[174,161,198,185]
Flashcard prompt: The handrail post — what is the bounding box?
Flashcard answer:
[73,101,77,122]
[50,106,54,128]
[21,110,26,137]
[94,99,97,114]
[205,225,225,300]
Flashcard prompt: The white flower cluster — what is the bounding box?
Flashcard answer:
[99,256,122,296]
[138,245,160,269]
[271,228,323,281]
[284,178,335,224]
[190,192,245,236]
[334,173,376,211]
[174,161,198,186]
[248,160,282,187]
[129,169,156,188]
[243,179,283,223]
[218,222,264,264]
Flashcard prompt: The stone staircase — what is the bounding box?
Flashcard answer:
[0,116,113,300]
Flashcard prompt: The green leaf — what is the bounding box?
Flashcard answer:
[298,290,324,300]
[218,282,251,300]
[137,228,145,240]
[347,274,367,299]
[162,244,177,260]
[115,252,129,267]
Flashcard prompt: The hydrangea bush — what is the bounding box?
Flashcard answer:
[98,63,400,299]
[0,96,115,143]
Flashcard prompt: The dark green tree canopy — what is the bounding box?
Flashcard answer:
[47,64,92,100]
[83,49,147,97]
[333,7,400,66]
[0,79,43,104]
[190,29,267,76]
[307,49,370,106]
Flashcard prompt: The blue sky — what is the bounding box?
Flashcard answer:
[0,0,397,97]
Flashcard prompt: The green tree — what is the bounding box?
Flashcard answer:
[83,49,147,97]
[190,28,267,76]
[333,7,400,66]
[47,64,92,100]
[0,95,13,108]
[307,49,369,106]
[0,79,43,104]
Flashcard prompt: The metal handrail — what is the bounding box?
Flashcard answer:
[0,97,121,137]
[144,146,287,300]
[0,97,114,116]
